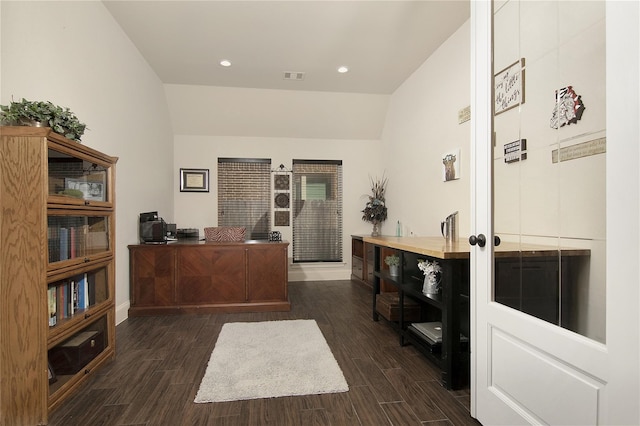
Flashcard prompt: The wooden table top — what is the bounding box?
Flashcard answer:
[361,235,590,260]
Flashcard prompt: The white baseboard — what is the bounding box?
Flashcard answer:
[287,263,350,282]
[115,300,130,325]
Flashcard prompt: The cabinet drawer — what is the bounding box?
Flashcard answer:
[352,256,364,280]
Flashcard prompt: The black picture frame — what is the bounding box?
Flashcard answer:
[180,168,209,192]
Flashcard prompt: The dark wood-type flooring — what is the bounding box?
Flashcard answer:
[48,280,480,426]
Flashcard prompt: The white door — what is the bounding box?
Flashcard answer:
[471,1,639,424]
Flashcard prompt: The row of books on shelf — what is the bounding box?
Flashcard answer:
[48,225,88,263]
[48,273,97,327]
[48,225,108,263]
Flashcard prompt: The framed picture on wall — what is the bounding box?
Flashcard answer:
[442,148,461,182]
[180,168,209,192]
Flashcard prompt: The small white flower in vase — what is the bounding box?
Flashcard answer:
[418,259,442,295]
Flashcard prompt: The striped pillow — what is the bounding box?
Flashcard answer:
[204,227,246,242]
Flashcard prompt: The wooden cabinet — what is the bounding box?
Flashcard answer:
[128,241,290,315]
[0,127,117,425]
[351,235,374,288]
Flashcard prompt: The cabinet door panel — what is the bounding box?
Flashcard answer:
[177,246,245,304]
[47,146,113,207]
[47,213,112,266]
[247,245,287,302]
[130,247,175,306]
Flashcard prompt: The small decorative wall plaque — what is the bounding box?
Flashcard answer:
[504,139,527,163]
[275,211,290,226]
[552,137,605,163]
[458,106,471,124]
[274,193,290,208]
[274,174,290,190]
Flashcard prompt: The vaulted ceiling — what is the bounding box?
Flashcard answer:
[103,1,470,95]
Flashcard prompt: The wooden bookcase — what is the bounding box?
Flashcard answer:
[0,127,117,425]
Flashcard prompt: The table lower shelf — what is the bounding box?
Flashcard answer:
[403,326,443,365]
[403,325,470,389]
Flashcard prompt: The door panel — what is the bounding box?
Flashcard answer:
[490,326,601,425]
[492,0,606,340]
[470,1,625,424]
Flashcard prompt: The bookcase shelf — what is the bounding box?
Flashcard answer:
[0,127,117,425]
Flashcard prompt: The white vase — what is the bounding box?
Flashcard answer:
[422,275,440,295]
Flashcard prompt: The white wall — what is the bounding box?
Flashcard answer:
[1,1,175,324]
[381,20,471,238]
[172,133,383,281]
[165,83,390,282]
[165,84,389,140]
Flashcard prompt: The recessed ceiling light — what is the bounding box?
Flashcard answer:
[337,66,349,73]
[220,59,232,67]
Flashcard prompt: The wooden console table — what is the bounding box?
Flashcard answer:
[364,236,470,390]
[128,240,290,316]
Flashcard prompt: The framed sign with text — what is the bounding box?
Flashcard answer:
[495,58,525,115]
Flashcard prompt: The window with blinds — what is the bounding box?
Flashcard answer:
[217,158,271,240]
[292,159,343,263]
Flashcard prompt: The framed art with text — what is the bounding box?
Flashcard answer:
[180,168,209,192]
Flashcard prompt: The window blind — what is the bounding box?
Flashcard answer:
[217,158,271,240]
[292,159,343,262]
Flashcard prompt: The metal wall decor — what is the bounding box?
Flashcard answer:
[274,174,290,190]
[550,86,586,129]
[275,192,290,208]
[272,164,291,227]
[275,211,290,227]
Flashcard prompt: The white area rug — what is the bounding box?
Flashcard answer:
[194,319,349,403]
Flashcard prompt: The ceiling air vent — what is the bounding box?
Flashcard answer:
[283,71,305,81]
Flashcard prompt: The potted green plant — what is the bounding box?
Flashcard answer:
[0,98,87,142]
[384,254,400,277]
